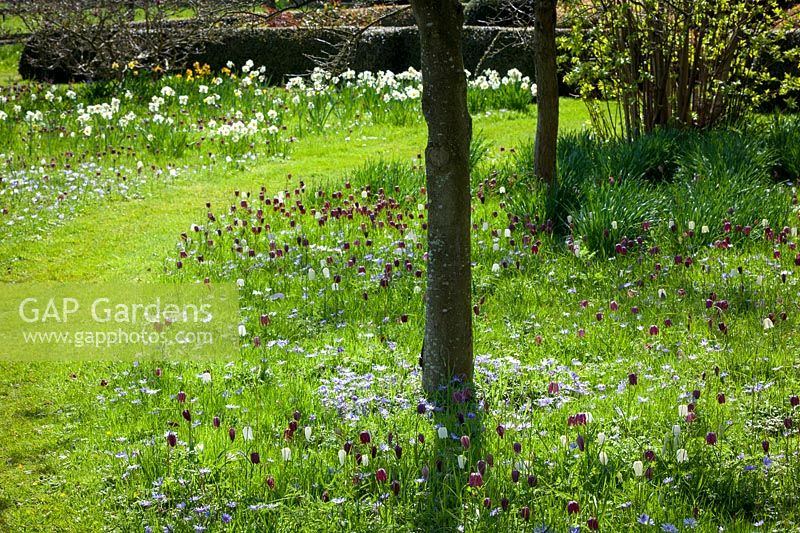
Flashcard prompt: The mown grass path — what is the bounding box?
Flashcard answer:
[0,126,426,281]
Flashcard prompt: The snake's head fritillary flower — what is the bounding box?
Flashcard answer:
[468,472,483,487]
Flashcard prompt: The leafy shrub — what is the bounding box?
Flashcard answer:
[564,0,797,138]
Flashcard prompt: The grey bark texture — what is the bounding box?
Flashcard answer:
[410,0,474,396]
[533,0,559,185]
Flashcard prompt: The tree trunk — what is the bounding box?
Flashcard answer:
[533,0,558,185]
[410,0,474,396]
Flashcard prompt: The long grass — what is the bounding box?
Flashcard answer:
[505,125,796,255]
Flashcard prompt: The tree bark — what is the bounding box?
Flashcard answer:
[533,0,558,185]
[410,0,473,396]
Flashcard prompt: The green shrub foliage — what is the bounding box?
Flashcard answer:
[563,0,800,139]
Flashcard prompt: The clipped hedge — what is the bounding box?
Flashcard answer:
[20,25,575,94]
[192,26,549,81]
